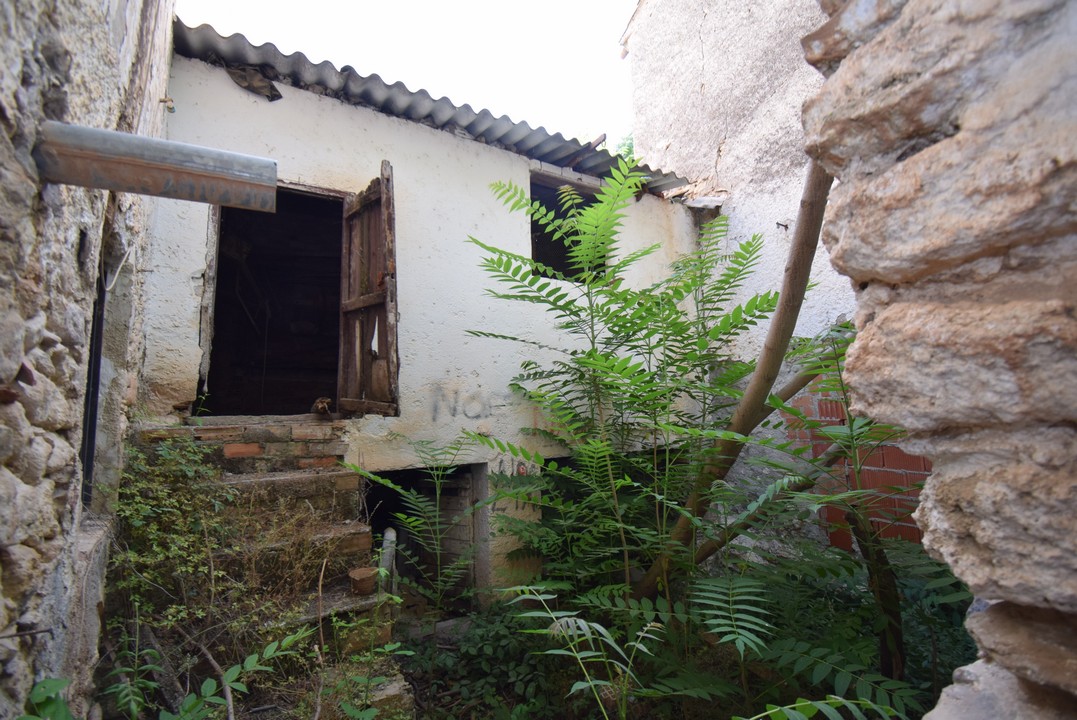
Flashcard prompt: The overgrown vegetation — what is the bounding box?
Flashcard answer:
[86,436,407,720]
[455,159,975,718]
[32,161,977,720]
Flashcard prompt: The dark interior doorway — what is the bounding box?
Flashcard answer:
[203,188,343,415]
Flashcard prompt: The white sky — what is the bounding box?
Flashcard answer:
[174,0,638,146]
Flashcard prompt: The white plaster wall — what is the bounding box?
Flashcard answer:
[144,56,696,471]
[624,0,855,358]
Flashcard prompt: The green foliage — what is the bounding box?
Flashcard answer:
[472,158,780,599]
[110,437,236,625]
[692,577,774,660]
[732,696,898,720]
[23,629,312,720]
[403,603,560,718]
[347,435,480,614]
[764,639,922,716]
[467,163,977,718]
[18,679,74,720]
[510,585,709,720]
[101,611,163,720]
[160,626,313,720]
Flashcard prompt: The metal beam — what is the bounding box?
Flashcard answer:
[33,121,277,212]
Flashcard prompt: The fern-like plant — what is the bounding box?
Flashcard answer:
[348,434,482,614]
[471,158,779,601]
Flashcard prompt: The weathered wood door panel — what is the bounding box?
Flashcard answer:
[338,160,398,415]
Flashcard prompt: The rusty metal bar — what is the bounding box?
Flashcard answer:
[33,120,277,212]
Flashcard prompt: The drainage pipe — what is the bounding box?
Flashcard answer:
[33,120,277,212]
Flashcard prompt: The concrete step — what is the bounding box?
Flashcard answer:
[223,468,365,521]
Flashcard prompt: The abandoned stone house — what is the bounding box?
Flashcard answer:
[2,0,1074,717]
[3,2,699,712]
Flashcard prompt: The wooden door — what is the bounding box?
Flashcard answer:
[338,160,398,415]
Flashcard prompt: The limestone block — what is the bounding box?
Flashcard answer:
[0,544,42,598]
[46,434,76,473]
[912,427,1077,613]
[820,108,1075,284]
[925,659,1076,720]
[21,372,76,431]
[803,0,1070,178]
[0,310,26,383]
[802,0,908,73]
[851,233,1077,337]
[0,402,31,464]
[0,468,17,546]
[22,312,53,353]
[11,433,51,485]
[967,602,1077,696]
[846,301,1077,432]
[10,480,60,550]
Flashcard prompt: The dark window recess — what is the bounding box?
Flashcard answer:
[204,188,343,415]
[204,162,399,418]
[529,177,596,278]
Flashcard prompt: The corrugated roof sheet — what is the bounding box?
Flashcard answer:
[172,19,686,194]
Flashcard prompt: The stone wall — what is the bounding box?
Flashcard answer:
[800,0,1076,716]
[0,0,174,714]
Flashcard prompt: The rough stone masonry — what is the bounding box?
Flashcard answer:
[1,1,174,715]
[801,0,1076,716]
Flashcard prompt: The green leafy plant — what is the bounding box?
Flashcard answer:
[110,437,236,625]
[348,435,481,615]
[732,695,897,720]
[18,679,74,720]
[160,626,313,720]
[101,608,163,720]
[401,601,561,719]
[471,159,779,605]
[466,162,975,718]
[509,585,707,720]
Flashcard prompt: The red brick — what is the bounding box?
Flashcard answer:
[265,441,307,457]
[818,400,847,421]
[223,443,263,458]
[828,528,854,551]
[889,524,923,544]
[306,440,348,457]
[856,467,908,491]
[881,446,928,472]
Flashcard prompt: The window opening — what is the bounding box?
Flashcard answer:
[203,188,343,415]
[530,175,597,278]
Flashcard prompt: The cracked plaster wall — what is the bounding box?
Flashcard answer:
[622,0,855,360]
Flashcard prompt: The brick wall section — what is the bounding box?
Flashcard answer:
[784,389,931,550]
[141,420,349,473]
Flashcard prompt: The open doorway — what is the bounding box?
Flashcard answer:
[202,187,343,415]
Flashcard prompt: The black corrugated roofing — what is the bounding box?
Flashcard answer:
[172,19,686,194]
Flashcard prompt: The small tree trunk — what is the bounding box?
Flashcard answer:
[847,509,906,680]
[632,160,833,600]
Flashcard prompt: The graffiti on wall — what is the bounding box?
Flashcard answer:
[429,382,513,422]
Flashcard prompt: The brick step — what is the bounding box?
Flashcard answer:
[222,468,364,521]
[293,578,383,625]
[138,417,348,474]
[218,518,374,595]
